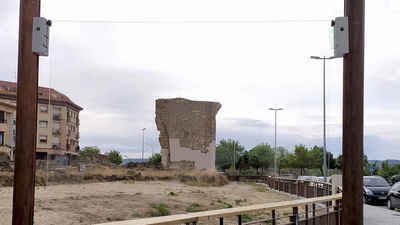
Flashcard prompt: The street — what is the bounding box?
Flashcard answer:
[364,204,400,225]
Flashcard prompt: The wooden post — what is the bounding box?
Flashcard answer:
[237,215,242,225]
[342,0,365,225]
[290,207,299,225]
[312,203,316,225]
[305,205,309,225]
[12,1,41,225]
[272,209,276,225]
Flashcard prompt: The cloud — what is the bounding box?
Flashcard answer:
[1,0,399,160]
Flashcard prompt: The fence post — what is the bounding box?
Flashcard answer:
[237,215,242,225]
[290,206,299,225]
[312,203,316,225]
[272,209,276,225]
[305,204,309,225]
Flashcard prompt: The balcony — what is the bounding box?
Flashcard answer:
[52,144,61,150]
[53,114,62,121]
[52,128,61,136]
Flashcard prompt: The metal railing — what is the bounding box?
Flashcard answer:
[96,176,342,225]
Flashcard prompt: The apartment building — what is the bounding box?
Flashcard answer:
[0,80,83,164]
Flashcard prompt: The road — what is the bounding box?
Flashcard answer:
[364,204,400,225]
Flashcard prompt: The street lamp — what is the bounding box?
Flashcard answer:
[141,128,146,161]
[310,55,335,180]
[269,107,283,177]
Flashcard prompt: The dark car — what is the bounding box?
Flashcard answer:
[363,176,391,204]
[387,182,400,210]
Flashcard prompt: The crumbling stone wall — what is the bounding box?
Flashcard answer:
[155,98,221,170]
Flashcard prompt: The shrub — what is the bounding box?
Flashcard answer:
[150,203,171,217]
[148,153,162,167]
[106,150,123,165]
[80,146,100,158]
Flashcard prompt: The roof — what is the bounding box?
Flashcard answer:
[0,80,83,111]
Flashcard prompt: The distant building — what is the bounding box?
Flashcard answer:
[0,80,83,164]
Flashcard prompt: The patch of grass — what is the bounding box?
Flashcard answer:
[241,214,253,223]
[186,203,207,212]
[234,198,247,206]
[216,199,233,208]
[150,203,171,217]
[249,182,267,192]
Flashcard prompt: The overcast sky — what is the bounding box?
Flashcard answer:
[1,0,399,160]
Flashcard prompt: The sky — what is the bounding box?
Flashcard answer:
[1,0,399,160]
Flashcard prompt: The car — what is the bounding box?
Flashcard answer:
[363,176,391,204]
[387,182,400,210]
[389,175,400,184]
[297,176,317,182]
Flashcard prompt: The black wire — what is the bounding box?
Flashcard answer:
[52,19,330,24]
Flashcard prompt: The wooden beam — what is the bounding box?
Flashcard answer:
[94,194,342,225]
[342,0,365,225]
[12,1,41,225]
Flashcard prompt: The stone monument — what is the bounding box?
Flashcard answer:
[155,98,221,170]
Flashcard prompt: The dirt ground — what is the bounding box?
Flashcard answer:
[0,181,294,225]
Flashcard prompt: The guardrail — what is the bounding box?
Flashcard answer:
[228,175,342,198]
[96,176,342,225]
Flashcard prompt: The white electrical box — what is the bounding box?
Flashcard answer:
[32,17,51,56]
[332,16,349,57]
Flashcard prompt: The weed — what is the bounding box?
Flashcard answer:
[186,203,207,212]
[150,203,171,217]
[216,199,233,208]
[241,214,253,223]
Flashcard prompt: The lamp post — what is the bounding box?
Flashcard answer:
[141,128,146,161]
[310,56,334,180]
[269,108,283,177]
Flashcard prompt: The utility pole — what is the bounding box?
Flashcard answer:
[269,108,283,177]
[12,1,41,225]
[342,0,365,225]
[233,141,236,171]
[141,128,146,161]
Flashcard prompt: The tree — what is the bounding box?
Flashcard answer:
[370,162,379,175]
[237,150,251,170]
[276,147,289,175]
[363,155,370,176]
[248,143,274,174]
[336,154,343,170]
[327,152,336,170]
[148,153,162,167]
[106,150,123,165]
[215,139,245,170]
[80,146,100,158]
[292,145,310,175]
[308,146,323,175]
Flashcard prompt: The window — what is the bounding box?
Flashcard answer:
[39,120,48,128]
[39,135,47,144]
[0,131,4,145]
[0,111,5,123]
[39,105,48,113]
[53,107,61,115]
[52,136,60,144]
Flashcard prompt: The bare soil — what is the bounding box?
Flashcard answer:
[0,181,293,225]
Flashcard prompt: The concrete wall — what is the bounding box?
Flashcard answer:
[156,98,221,170]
